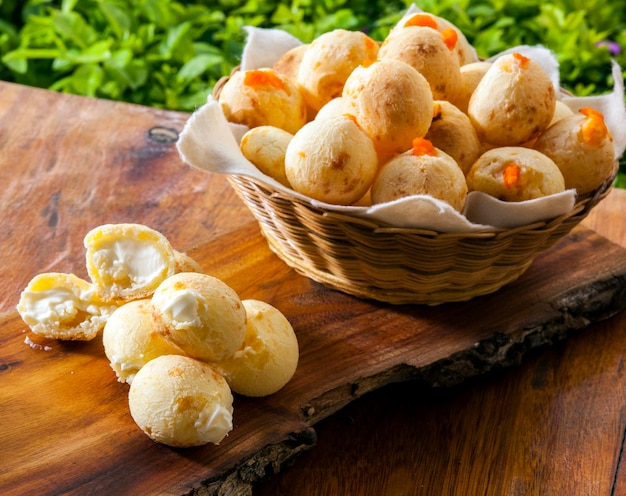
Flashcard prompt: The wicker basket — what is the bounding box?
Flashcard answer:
[212,70,615,305]
[227,173,614,305]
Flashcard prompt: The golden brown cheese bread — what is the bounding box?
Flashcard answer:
[466,146,565,201]
[17,272,116,341]
[218,68,307,134]
[533,107,615,194]
[314,97,345,122]
[391,12,478,67]
[103,299,185,384]
[272,44,308,81]
[425,100,481,175]
[342,59,434,157]
[151,272,247,363]
[129,355,234,447]
[550,100,575,126]
[468,53,556,146]
[378,23,461,101]
[449,61,492,114]
[284,114,378,205]
[371,138,467,211]
[240,125,293,187]
[217,299,299,397]
[173,250,204,274]
[84,223,178,302]
[296,29,379,112]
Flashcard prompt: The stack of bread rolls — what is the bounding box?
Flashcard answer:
[218,11,616,213]
[17,223,300,448]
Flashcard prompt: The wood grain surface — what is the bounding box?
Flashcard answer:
[0,81,253,315]
[1,81,625,495]
[255,189,626,496]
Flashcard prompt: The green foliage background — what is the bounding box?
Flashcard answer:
[1,0,625,182]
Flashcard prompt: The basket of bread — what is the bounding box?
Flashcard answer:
[177,4,626,305]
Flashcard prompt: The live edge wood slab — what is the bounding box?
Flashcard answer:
[0,82,625,495]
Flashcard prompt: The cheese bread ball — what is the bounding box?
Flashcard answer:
[342,59,434,156]
[395,12,478,66]
[129,355,233,447]
[173,250,204,274]
[84,223,177,302]
[521,100,577,148]
[103,299,185,384]
[449,61,492,114]
[284,114,378,205]
[217,300,299,397]
[17,272,116,341]
[550,100,575,126]
[534,107,615,194]
[429,15,478,66]
[218,68,307,134]
[272,44,308,81]
[297,29,379,112]
[151,272,246,363]
[314,97,345,122]
[468,53,556,146]
[425,100,481,175]
[378,25,461,101]
[240,126,293,187]
[467,147,565,201]
[371,138,467,211]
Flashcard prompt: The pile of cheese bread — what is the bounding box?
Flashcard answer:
[218,11,616,212]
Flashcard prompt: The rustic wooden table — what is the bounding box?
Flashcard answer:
[1,81,625,495]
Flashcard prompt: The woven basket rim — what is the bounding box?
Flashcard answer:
[229,170,615,239]
[226,171,614,304]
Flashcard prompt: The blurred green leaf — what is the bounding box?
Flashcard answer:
[159,21,191,58]
[98,2,133,39]
[70,63,104,96]
[61,0,79,14]
[176,53,223,84]
[2,55,28,73]
[0,0,623,142]
[52,10,96,48]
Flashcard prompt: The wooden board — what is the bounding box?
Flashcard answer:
[1,219,626,496]
[1,81,626,495]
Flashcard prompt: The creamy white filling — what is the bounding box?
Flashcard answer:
[195,404,233,444]
[94,238,167,287]
[21,288,84,323]
[232,345,258,361]
[110,354,145,371]
[160,289,203,328]
[109,355,146,384]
